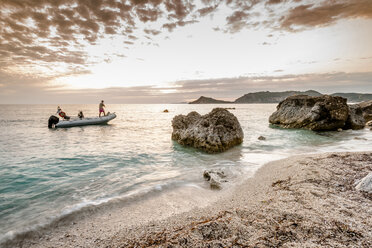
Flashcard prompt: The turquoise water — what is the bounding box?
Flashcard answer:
[0,104,371,242]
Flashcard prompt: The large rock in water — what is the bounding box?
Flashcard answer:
[357,100,372,122]
[171,108,243,153]
[345,104,365,130]
[269,95,349,131]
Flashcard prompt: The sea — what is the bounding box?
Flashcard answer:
[0,104,371,243]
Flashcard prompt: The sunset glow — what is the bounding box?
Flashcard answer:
[1,0,372,103]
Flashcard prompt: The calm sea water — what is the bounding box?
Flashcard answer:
[0,104,371,242]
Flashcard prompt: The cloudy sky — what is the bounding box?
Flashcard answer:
[1,0,372,103]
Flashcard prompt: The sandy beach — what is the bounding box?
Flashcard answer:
[4,151,372,248]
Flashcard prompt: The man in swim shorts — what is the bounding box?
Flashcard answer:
[99,100,106,117]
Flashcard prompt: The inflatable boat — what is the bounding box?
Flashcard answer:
[48,113,116,128]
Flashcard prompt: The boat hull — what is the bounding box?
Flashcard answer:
[55,113,116,128]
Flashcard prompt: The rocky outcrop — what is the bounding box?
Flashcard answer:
[171,108,244,153]
[345,104,365,130]
[269,95,349,131]
[356,172,372,193]
[203,169,227,189]
[357,100,372,122]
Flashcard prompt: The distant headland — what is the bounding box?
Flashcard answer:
[189,91,372,104]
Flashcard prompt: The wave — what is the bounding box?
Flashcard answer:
[0,179,203,247]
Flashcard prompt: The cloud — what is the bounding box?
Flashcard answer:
[144,29,162,35]
[281,0,372,31]
[266,0,285,5]
[223,0,372,33]
[197,4,220,17]
[2,0,371,72]
[2,71,372,104]
[1,0,372,97]
[0,0,202,74]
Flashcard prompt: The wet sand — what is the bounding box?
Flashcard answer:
[4,152,372,247]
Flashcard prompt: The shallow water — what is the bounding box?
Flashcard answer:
[0,104,371,242]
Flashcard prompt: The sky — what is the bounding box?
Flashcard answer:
[0,0,372,104]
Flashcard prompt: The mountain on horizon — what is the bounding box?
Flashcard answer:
[189,96,232,104]
[330,93,372,103]
[188,91,372,104]
[234,90,322,103]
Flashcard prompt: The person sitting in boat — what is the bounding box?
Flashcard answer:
[78,110,84,119]
[56,106,70,120]
[99,100,106,117]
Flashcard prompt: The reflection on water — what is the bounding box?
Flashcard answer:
[0,104,371,241]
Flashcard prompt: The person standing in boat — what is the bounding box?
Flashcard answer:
[99,100,106,117]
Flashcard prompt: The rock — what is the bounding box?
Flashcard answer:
[171,108,244,153]
[163,109,169,113]
[337,128,343,132]
[355,172,372,193]
[269,95,349,131]
[258,136,266,140]
[366,120,372,127]
[345,104,365,130]
[357,100,372,122]
[203,169,227,189]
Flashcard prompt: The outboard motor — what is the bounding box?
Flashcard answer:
[48,115,59,128]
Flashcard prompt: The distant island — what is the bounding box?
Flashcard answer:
[189,96,233,104]
[331,93,372,103]
[189,91,372,104]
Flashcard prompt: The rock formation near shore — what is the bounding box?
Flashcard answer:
[171,108,243,153]
[203,169,227,189]
[269,95,350,131]
[345,104,366,130]
[357,100,372,122]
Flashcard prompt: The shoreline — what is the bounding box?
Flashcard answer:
[3,151,372,247]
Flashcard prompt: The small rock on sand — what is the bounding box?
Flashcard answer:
[356,172,372,193]
[203,169,227,190]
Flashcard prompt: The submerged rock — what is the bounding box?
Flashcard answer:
[258,136,266,140]
[171,108,244,153]
[203,169,227,189]
[356,172,372,193]
[345,104,365,130]
[269,95,349,131]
